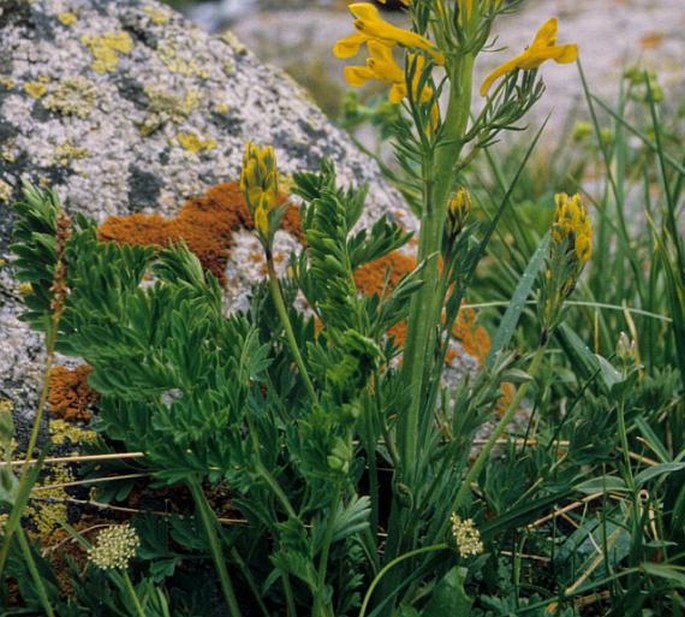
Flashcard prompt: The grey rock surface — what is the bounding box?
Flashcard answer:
[0,0,421,434]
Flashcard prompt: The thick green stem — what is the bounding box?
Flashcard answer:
[266,257,318,405]
[122,571,147,617]
[187,477,243,617]
[399,52,475,485]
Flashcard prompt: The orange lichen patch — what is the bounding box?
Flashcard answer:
[354,251,416,296]
[640,31,665,49]
[354,250,492,365]
[48,365,98,423]
[496,381,516,416]
[98,181,303,285]
[451,306,491,364]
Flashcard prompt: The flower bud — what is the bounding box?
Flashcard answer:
[446,187,472,239]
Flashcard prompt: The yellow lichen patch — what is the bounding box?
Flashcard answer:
[43,76,97,118]
[0,77,16,90]
[157,39,210,78]
[18,282,33,295]
[143,5,170,25]
[0,180,13,204]
[48,365,98,423]
[176,131,217,154]
[24,81,48,98]
[215,102,230,115]
[50,419,97,448]
[57,11,78,26]
[27,465,72,537]
[54,139,90,166]
[81,31,134,74]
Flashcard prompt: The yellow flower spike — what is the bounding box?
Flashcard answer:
[480,17,578,96]
[240,141,280,243]
[552,192,593,266]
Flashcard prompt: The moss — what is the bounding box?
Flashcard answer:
[81,31,133,74]
[99,181,303,286]
[48,365,98,423]
[43,76,97,119]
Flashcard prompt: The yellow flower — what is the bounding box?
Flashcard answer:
[551,192,592,265]
[480,17,578,96]
[344,43,434,105]
[334,3,444,65]
[240,142,280,238]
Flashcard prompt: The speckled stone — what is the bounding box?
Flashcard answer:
[0,0,441,437]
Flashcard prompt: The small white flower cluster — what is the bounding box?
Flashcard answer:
[450,513,484,558]
[88,523,140,570]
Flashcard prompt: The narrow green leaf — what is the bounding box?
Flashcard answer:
[486,233,550,368]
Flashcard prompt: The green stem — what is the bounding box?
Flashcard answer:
[187,477,243,617]
[122,571,147,617]
[452,344,547,511]
[16,526,56,617]
[256,461,297,519]
[266,256,318,405]
[230,547,270,617]
[399,53,476,485]
[283,573,297,617]
[358,544,449,617]
[313,483,342,617]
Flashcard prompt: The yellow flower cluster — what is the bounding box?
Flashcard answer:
[450,513,484,558]
[240,142,279,238]
[88,523,141,571]
[334,3,442,105]
[551,192,592,265]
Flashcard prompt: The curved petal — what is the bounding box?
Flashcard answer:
[532,17,558,47]
[333,32,368,58]
[389,83,406,103]
[551,43,579,64]
[479,56,522,96]
[349,2,381,20]
[344,65,375,87]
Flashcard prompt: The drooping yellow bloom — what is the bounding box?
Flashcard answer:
[480,17,578,96]
[240,142,279,238]
[344,43,434,105]
[552,192,592,265]
[333,3,444,65]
